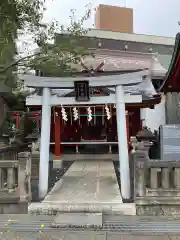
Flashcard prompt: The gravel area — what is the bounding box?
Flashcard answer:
[31,161,74,202]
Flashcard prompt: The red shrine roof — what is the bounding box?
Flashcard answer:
[159,33,180,92]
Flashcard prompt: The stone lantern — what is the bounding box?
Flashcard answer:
[136,126,156,142]
[136,127,156,153]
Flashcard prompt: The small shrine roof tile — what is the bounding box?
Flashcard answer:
[73,49,167,77]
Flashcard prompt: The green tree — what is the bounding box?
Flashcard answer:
[0,1,92,84]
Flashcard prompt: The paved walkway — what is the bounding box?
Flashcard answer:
[29,161,136,214]
[45,161,122,203]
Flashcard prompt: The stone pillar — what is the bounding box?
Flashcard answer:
[39,87,51,199]
[116,85,130,200]
[18,152,32,202]
[134,152,147,198]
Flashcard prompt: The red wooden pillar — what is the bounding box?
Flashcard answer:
[36,118,40,129]
[140,119,143,130]
[54,107,61,159]
[16,113,20,129]
[11,112,20,129]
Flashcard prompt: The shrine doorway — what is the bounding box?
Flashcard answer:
[50,105,119,154]
[28,105,141,155]
[127,108,141,137]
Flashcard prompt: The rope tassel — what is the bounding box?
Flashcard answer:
[87,107,92,122]
[73,107,79,121]
[105,105,111,120]
[61,105,68,122]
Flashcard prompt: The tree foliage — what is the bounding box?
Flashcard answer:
[0,0,92,85]
[24,7,93,77]
[0,0,45,87]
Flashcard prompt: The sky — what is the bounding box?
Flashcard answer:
[43,0,180,37]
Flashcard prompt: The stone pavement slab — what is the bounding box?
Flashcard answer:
[44,161,122,204]
[29,161,138,216]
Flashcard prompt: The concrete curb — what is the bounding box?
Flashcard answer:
[28,202,136,215]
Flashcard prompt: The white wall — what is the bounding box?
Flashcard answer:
[140,95,166,131]
[87,29,175,45]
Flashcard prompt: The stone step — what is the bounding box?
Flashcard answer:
[52,212,102,228]
[28,202,136,216]
[111,203,136,215]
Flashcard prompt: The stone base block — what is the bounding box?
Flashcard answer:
[53,159,63,169]
[52,212,102,227]
[0,202,28,214]
[136,204,180,216]
[112,203,136,215]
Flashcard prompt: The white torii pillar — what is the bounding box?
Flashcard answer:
[39,87,51,199]
[116,85,130,200]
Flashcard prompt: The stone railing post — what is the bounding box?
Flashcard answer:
[7,167,16,189]
[150,168,159,188]
[161,168,170,189]
[133,151,147,198]
[0,168,3,189]
[130,136,138,153]
[18,152,32,202]
[174,168,180,189]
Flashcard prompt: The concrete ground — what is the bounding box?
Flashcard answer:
[1,215,180,239]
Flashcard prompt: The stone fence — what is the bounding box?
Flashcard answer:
[132,141,180,216]
[0,144,31,213]
[0,143,29,160]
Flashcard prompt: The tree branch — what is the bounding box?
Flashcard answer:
[0,51,44,74]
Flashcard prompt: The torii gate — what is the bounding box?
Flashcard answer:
[20,70,146,200]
